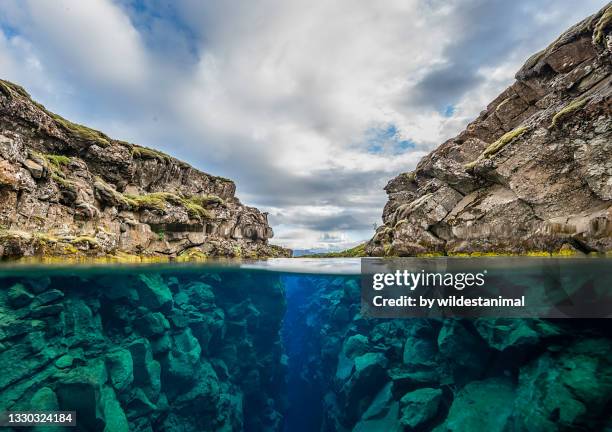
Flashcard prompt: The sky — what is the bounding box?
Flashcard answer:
[0,0,606,250]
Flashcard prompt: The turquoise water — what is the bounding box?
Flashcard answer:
[0,258,610,431]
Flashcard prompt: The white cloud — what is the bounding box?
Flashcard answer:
[0,0,606,249]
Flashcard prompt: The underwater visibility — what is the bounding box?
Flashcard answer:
[0,258,611,431]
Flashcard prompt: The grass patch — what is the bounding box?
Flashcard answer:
[300,243,367,258]
[125,192,213,220]
[186,194,225,207]
[549,98,588,129]
[51,173,77,191]
[50,113,110,147]
[0,79,109,147]
[69,236,99,248]
[0,79,30,98]
[45,154,71,169]
[131,145,172,162]
[464,126,528,171]
[593,5,612,45]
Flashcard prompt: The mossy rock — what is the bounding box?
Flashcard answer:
[549,98,588,129]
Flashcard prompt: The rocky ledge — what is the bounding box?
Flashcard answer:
[367,4,612,256]
[0,81,290,259]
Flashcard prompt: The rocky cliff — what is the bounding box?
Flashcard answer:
[367,4,612,257]
[0,81,289,259]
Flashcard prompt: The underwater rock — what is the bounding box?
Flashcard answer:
[510,338,612,431]
[443,377,515,432]
[106,348,134,393]
[399,387,443,430]
[7,283,34,308]
[474,318,561,351]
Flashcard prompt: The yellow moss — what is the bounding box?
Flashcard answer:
[404,172,416,182]
[415,252,445,257]
[69,236,99,247]
[482,127,528,158]
[176,248,208,261]
[464,126,528,171]
[549,98,588,129]
[593,5,612,44]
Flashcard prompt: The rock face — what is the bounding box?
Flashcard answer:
[0,268,286,431]
[367,4,612,256]
[285,275,612,431]
[0,80,289,259]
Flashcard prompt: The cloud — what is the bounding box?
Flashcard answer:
[0,0,606,249]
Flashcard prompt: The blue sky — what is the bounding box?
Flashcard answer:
[0,0,606,250]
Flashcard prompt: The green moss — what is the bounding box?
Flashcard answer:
[125,192,212,220]
[131,145,171,162]
[0,79,110,147]
[50,113,110,147]
[593,5,612,45]
[94,177,133,208]
[0,79,31,98]
[51,173,77,191]
[464,126,528,171]
[182,200,212,219]
[156,230,165,241]
[45,154,71,168]
[124,192,169,211]
[186,194,225,208]
[549,98,588,129]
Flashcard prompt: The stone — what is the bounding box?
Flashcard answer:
[23,159,44,179]
[475,318,561,351]
[128,339,161,401]
[31,386,59,410]
[100,387,129,432]
[165,328,203,383]
[137,311,170,337]
[136,274,173,311]
[106,348,134,392]
[444,378,515,432]
[55,354,74,369]
[0,79,290,259]
[7,283,34,308]
[366,4,612,256]
[361,382,394,421]
[36,289,65,305]
[509,338,612,431]
[399,387,443,430]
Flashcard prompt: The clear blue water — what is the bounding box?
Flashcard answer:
[0,258,610,431]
